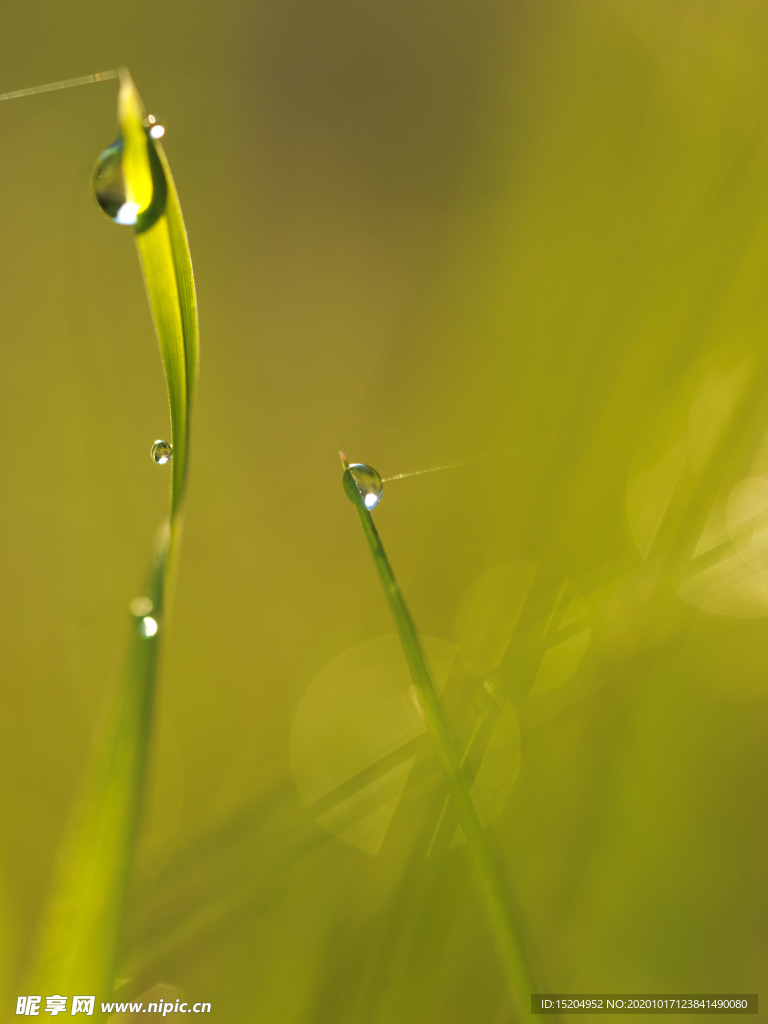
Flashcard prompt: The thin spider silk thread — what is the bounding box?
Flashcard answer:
[381,452,496,483]
[0,69,117,102]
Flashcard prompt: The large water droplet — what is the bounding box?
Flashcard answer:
[92,128,167,228]
[151,440,173,464]
[92,138,137,224]
[343,463,383,509]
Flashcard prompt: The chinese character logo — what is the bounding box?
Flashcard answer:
[16,997,41,1016]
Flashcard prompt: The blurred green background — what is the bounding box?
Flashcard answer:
[0,0,766,1019]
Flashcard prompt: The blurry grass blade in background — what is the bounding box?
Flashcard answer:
[341,457,541,1021]
[28,69,198,1001]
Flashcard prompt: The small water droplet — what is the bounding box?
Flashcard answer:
[140,616,158,637]
[343,463,383,509]
[151,440,173,464]
[149,124,165,139]
[129,596,153,617]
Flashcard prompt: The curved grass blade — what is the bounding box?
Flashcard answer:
[341,456,544,1022]
[28,69,198,1002]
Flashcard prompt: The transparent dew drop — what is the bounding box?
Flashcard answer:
[92,126,167,227]
[129,596,153,617]
[140,616,159,637]
[92,138,139,225]
[343,463,384,510]
[151,439,173,464]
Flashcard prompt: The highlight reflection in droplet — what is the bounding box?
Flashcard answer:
[140,616,158,637]
[114,202,139,225]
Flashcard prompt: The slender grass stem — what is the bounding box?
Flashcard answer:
[347,483,542,1020]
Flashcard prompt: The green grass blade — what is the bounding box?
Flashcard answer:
[120,67,198,530]
[343,464,542,1022]
[117,74,154,215]
[28,70,198,1002]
